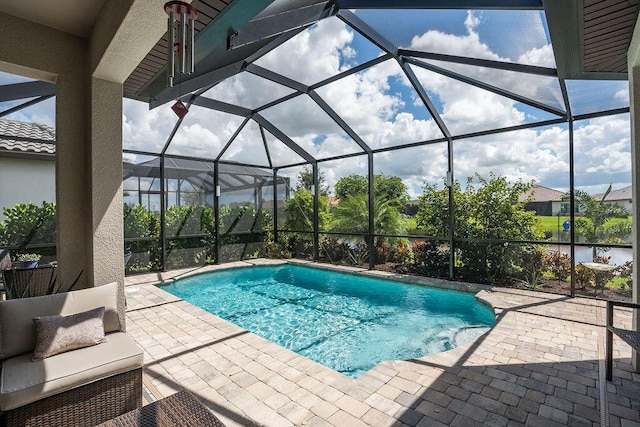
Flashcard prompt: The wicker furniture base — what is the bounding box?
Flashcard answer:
[97,390,225,427]
[0,368,142,427]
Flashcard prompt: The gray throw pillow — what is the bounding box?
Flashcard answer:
[32,306,107,360]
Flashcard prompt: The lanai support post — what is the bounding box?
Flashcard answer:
[214,163,220,264]
[368,152,375,270]
[627,19,640,373]
[160,157,167,271]
[568,118,576,297]
[447,140,455,280]
[312,163,319,262]
[273,168,279,245]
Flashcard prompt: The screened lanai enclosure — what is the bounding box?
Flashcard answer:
[123,157,289,269]
[121,0,634,299]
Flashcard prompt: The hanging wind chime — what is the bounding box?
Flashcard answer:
[164,1,198,119]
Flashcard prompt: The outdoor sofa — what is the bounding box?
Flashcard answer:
[0,282,143,426]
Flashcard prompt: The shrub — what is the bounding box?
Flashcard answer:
[374,240,389,264]
[0,202,57,259]
[574,264,595,289]
[276,232,313,259]
[617,260,633,278]
[263,232,292,259]
[124,204,161,272]
[518,245,545,289]
[347,242,369,266]
[391,239,413,265]
[320,237,351,264]
[411,241,449,278]
[544,251,571,281]
[283,190,330,232]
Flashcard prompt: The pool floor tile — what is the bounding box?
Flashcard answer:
[125,260,640,426]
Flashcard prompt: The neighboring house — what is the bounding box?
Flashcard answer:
[0,119,56,221]
[519,184,572,216]
[592,185,633,214]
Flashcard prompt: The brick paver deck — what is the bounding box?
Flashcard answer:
[125,259,640,426]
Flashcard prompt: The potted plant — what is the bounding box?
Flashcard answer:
[16,253,40,269]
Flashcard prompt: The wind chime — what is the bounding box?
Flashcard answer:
[164,1,198,119]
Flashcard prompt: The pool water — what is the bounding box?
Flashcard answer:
[159,264,495,378]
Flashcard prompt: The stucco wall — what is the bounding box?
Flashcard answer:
[0,157,55,220]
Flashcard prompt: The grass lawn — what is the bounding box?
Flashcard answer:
[405,215,632,237]
[534,215,632,236]
[534,216,571,234]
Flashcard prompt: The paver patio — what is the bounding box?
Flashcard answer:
[124,259,640,426]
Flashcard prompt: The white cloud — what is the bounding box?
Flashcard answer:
[1,97,55,127]
[518,44,556,67]
[123,99,176,153]
[575,115,631,177]
[615,88,630,102]
[254,17,355,85]
[121,11,629,198]
[410,13,501,61]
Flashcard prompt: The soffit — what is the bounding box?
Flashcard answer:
[583,0,640,74]
[123,0,232,99]
[124,0,281,103]
[545,0,639,79]
[0,0,106,38]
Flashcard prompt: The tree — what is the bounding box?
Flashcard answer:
[332,193,407,263]
[375,174,410,209]
[565,185,631,259]
[295,166,328,195]
[416,173,540,284]
[283,190,331,232]
[414,180,452,238]
[335,175,368,200]
[334,174,409,210]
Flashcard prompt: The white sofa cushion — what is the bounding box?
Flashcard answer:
[0,332,143,411]
[0,282,120,359]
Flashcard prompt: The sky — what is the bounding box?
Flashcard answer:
[1,8,632,200]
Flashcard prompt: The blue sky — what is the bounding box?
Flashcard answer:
[0,8,631,198]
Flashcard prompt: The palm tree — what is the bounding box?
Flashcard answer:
[568,184,630,260]
[332,193,407,254]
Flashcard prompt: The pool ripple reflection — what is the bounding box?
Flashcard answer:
[160,265,495,378]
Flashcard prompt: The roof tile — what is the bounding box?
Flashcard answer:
[0,118,55,154]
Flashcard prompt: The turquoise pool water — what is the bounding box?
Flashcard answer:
[159,264,495,378]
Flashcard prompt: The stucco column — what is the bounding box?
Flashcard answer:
[628,16,640,372]
[89,77,125,327]
[0,13,126,325]
[0,12,90,290]
[55,68,89,291]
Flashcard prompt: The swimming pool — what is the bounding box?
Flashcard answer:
[159,264,495,378]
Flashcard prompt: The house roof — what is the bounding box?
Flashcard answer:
[592,185,632,202]
[0,119,55,155]
[519,184,565,203]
